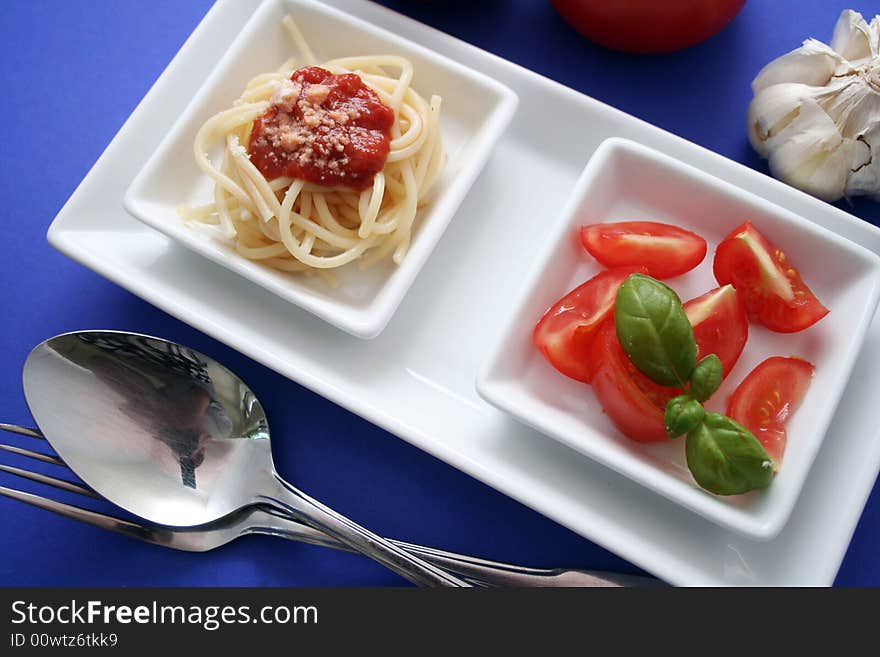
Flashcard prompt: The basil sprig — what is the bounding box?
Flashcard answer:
[614,275,696,387]
[614,274,772,496]
[689,354,723,403]
[665,395,705,438]
[686,414,774,495]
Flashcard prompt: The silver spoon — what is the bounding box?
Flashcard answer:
[22,330,468,587]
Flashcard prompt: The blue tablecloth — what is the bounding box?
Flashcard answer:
[1,0,877,586]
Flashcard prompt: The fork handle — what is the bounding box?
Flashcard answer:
[390,542,653,587]
[259,473,471,587]
[0,422,653,587]
[251,507,655,587]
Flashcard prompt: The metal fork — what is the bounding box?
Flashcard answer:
[0,422,656,587]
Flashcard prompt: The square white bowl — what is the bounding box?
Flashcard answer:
[123,0,517,339]
[476,137,880,540]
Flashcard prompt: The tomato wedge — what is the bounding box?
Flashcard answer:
[727,356,815,467]
[713,221,829,332]
[533,266,647,382]
[590,284,747,444]
[580,221,707,279]
[683,284,748,378]
[589,319,680,443]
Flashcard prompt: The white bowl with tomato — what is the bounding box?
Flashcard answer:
[476,137,880,540]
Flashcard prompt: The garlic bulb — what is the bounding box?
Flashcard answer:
[748,10,880,202]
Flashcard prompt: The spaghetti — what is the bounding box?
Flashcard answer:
[179,16,445,284]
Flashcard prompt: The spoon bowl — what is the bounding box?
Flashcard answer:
[23,330,467,586]
[24,331,270,526]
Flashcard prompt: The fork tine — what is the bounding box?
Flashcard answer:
[0,425,96,496]
[0,484,159,543]
[0,463,99,498]
[0,443,65,466]
[0,423,44,439]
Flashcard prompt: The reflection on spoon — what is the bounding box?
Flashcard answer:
[23,330,469,587]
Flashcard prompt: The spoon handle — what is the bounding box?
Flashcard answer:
[249,507,656,587]
[260,473,471,587]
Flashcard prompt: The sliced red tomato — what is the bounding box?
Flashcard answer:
[533,266,646,382]
[579,222,707,279]
[713,222,829,333]
[683,284,748,378]
[590,283,746,444]
[589,319,680,443]
[727,356,815,467]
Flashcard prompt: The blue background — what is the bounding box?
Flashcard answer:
[1,0,878,586]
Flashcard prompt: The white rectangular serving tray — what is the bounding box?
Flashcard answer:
[47,0,880,585]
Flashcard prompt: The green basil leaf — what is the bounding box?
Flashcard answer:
[685,413,774,496]
[665,395,705,439]
[614,274,697,387]
[689,354,723,402]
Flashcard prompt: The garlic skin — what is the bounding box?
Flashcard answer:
[748,10,880,202]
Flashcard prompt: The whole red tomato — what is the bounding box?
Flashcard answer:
[550,0,746,53]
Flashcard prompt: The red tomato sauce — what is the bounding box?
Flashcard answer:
[247,66,394,191]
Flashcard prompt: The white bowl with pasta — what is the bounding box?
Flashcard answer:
[124,0,518,338]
